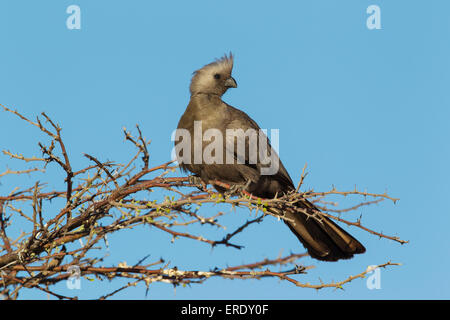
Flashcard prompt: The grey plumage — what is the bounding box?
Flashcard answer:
[175,53,365,261]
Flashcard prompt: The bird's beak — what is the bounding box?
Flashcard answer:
[224,77,237,88]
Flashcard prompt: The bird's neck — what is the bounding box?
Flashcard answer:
[191,92,223,99]
[190,92,224,105]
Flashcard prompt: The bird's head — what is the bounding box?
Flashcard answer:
[189,53,237,97]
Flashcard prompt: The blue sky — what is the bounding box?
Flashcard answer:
[0,0,449,299]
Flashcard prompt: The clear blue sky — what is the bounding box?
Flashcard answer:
[0,0,448,299]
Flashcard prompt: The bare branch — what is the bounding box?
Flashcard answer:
[0,106,405,299]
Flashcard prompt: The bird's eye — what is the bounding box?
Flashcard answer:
[214,73,221,79]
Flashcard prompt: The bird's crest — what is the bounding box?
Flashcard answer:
[190,53,234,95]
[202,53,234,75]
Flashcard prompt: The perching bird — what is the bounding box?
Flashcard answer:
[175,53,365,261]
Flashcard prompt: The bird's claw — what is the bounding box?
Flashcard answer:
[188,175,207,191]
[224,179,252,196]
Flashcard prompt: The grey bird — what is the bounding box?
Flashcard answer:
[175,53,365,261]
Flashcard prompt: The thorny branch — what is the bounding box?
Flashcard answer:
[0,105,406,299]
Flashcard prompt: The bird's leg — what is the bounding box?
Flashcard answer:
[224,179,252,197]
[188,175,208,192]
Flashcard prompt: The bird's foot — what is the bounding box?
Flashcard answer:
[224,179,252,197]
[188,175,208,192]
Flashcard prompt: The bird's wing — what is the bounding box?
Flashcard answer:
[224,104,295,189]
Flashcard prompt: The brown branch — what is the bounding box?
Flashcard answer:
[0,201,12,253]
[0,105,405,299]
